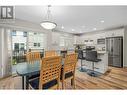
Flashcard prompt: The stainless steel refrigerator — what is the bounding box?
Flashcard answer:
[106,37,123,67]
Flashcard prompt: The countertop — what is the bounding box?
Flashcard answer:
[97,51,107,54]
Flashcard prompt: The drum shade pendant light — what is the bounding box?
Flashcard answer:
[40,5,57,30]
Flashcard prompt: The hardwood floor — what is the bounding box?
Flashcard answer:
[0,66,127,89]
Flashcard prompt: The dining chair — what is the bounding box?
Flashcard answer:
[60,50,67,58]
[26,52,41,81]
[26,52,41,63]
[61,53,78,89]
[45,50,57,57]
[29,56,62,89]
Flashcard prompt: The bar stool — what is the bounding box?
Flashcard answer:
[77,50,87,72]
[85,51,101,77]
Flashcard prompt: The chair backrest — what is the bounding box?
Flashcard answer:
[85,51,97,61]
[45,50,57,57]
[39,56,62,89]
[63,53,78,78]
[26,52,41,63]
[60,50,67,58]
[77,50,83,59]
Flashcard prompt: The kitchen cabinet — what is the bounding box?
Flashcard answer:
[97,38,105,44]
[76,28,124,46]
[105,28,124,37]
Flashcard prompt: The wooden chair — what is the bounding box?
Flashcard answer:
[26,52,41,81]
[26,52,41,63]
[45,50,57,57]
[61,53,78,89]
[29,56,62,89]
[60,50,67,58]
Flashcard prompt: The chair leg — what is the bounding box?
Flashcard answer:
[62,81,65,89]
[72,78,76,89]
[57,84,59,89]
[90,62,96,77]
[81,60,83,70]
[57,79,60,89]
[92,62,94,71]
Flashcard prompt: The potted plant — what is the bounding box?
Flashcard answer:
[12,58,17,65]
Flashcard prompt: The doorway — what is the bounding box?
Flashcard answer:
[11,31,27,74]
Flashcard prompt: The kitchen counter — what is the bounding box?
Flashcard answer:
[97,51,107,54]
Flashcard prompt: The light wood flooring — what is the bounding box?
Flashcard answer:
[0,66,127,89]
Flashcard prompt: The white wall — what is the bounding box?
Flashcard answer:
[51,31,75,50]
[0,28,3,78]
[124,26,127,67]
[0,28,12,78]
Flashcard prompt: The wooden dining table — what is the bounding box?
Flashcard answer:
[16,60,65,89]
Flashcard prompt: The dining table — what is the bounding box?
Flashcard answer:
[16,60,66,89]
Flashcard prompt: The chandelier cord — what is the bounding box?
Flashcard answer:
[47,5,52,20]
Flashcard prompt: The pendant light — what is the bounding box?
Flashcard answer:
[40,5,57,30]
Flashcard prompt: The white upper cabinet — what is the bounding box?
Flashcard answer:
[105,28,124,37]
[76,28,124,45]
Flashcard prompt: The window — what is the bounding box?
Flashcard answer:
[14,43,25,50]
[33,43,40,47]
[60,37,65,46]
[34,33,37,35]
[60,35,73,47]
[20,43,25,50]
[38,43,40,47]
[12,31,27,51]
[28,32,46,49]
[34,43,37,47]
[23,32,27,37]
[12,31,16,36]
[14,43,19,50]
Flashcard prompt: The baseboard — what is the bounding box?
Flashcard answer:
[0,75,12,81]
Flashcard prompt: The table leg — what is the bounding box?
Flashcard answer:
[26,76,29,89]
[22,76,24,89]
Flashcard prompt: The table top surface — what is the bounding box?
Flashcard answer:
[16,60,64,76]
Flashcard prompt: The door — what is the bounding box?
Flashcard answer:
[11,31,27,73]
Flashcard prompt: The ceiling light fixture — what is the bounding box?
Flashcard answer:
[82,26,85,28]
[80,31,82,33]
[93,28,97,30]
[71,29,75,31]
[61,26,64,29]
[100,20,104,23]
[40,5,57,30]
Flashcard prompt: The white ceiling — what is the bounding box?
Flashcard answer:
[15,6,127,34]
